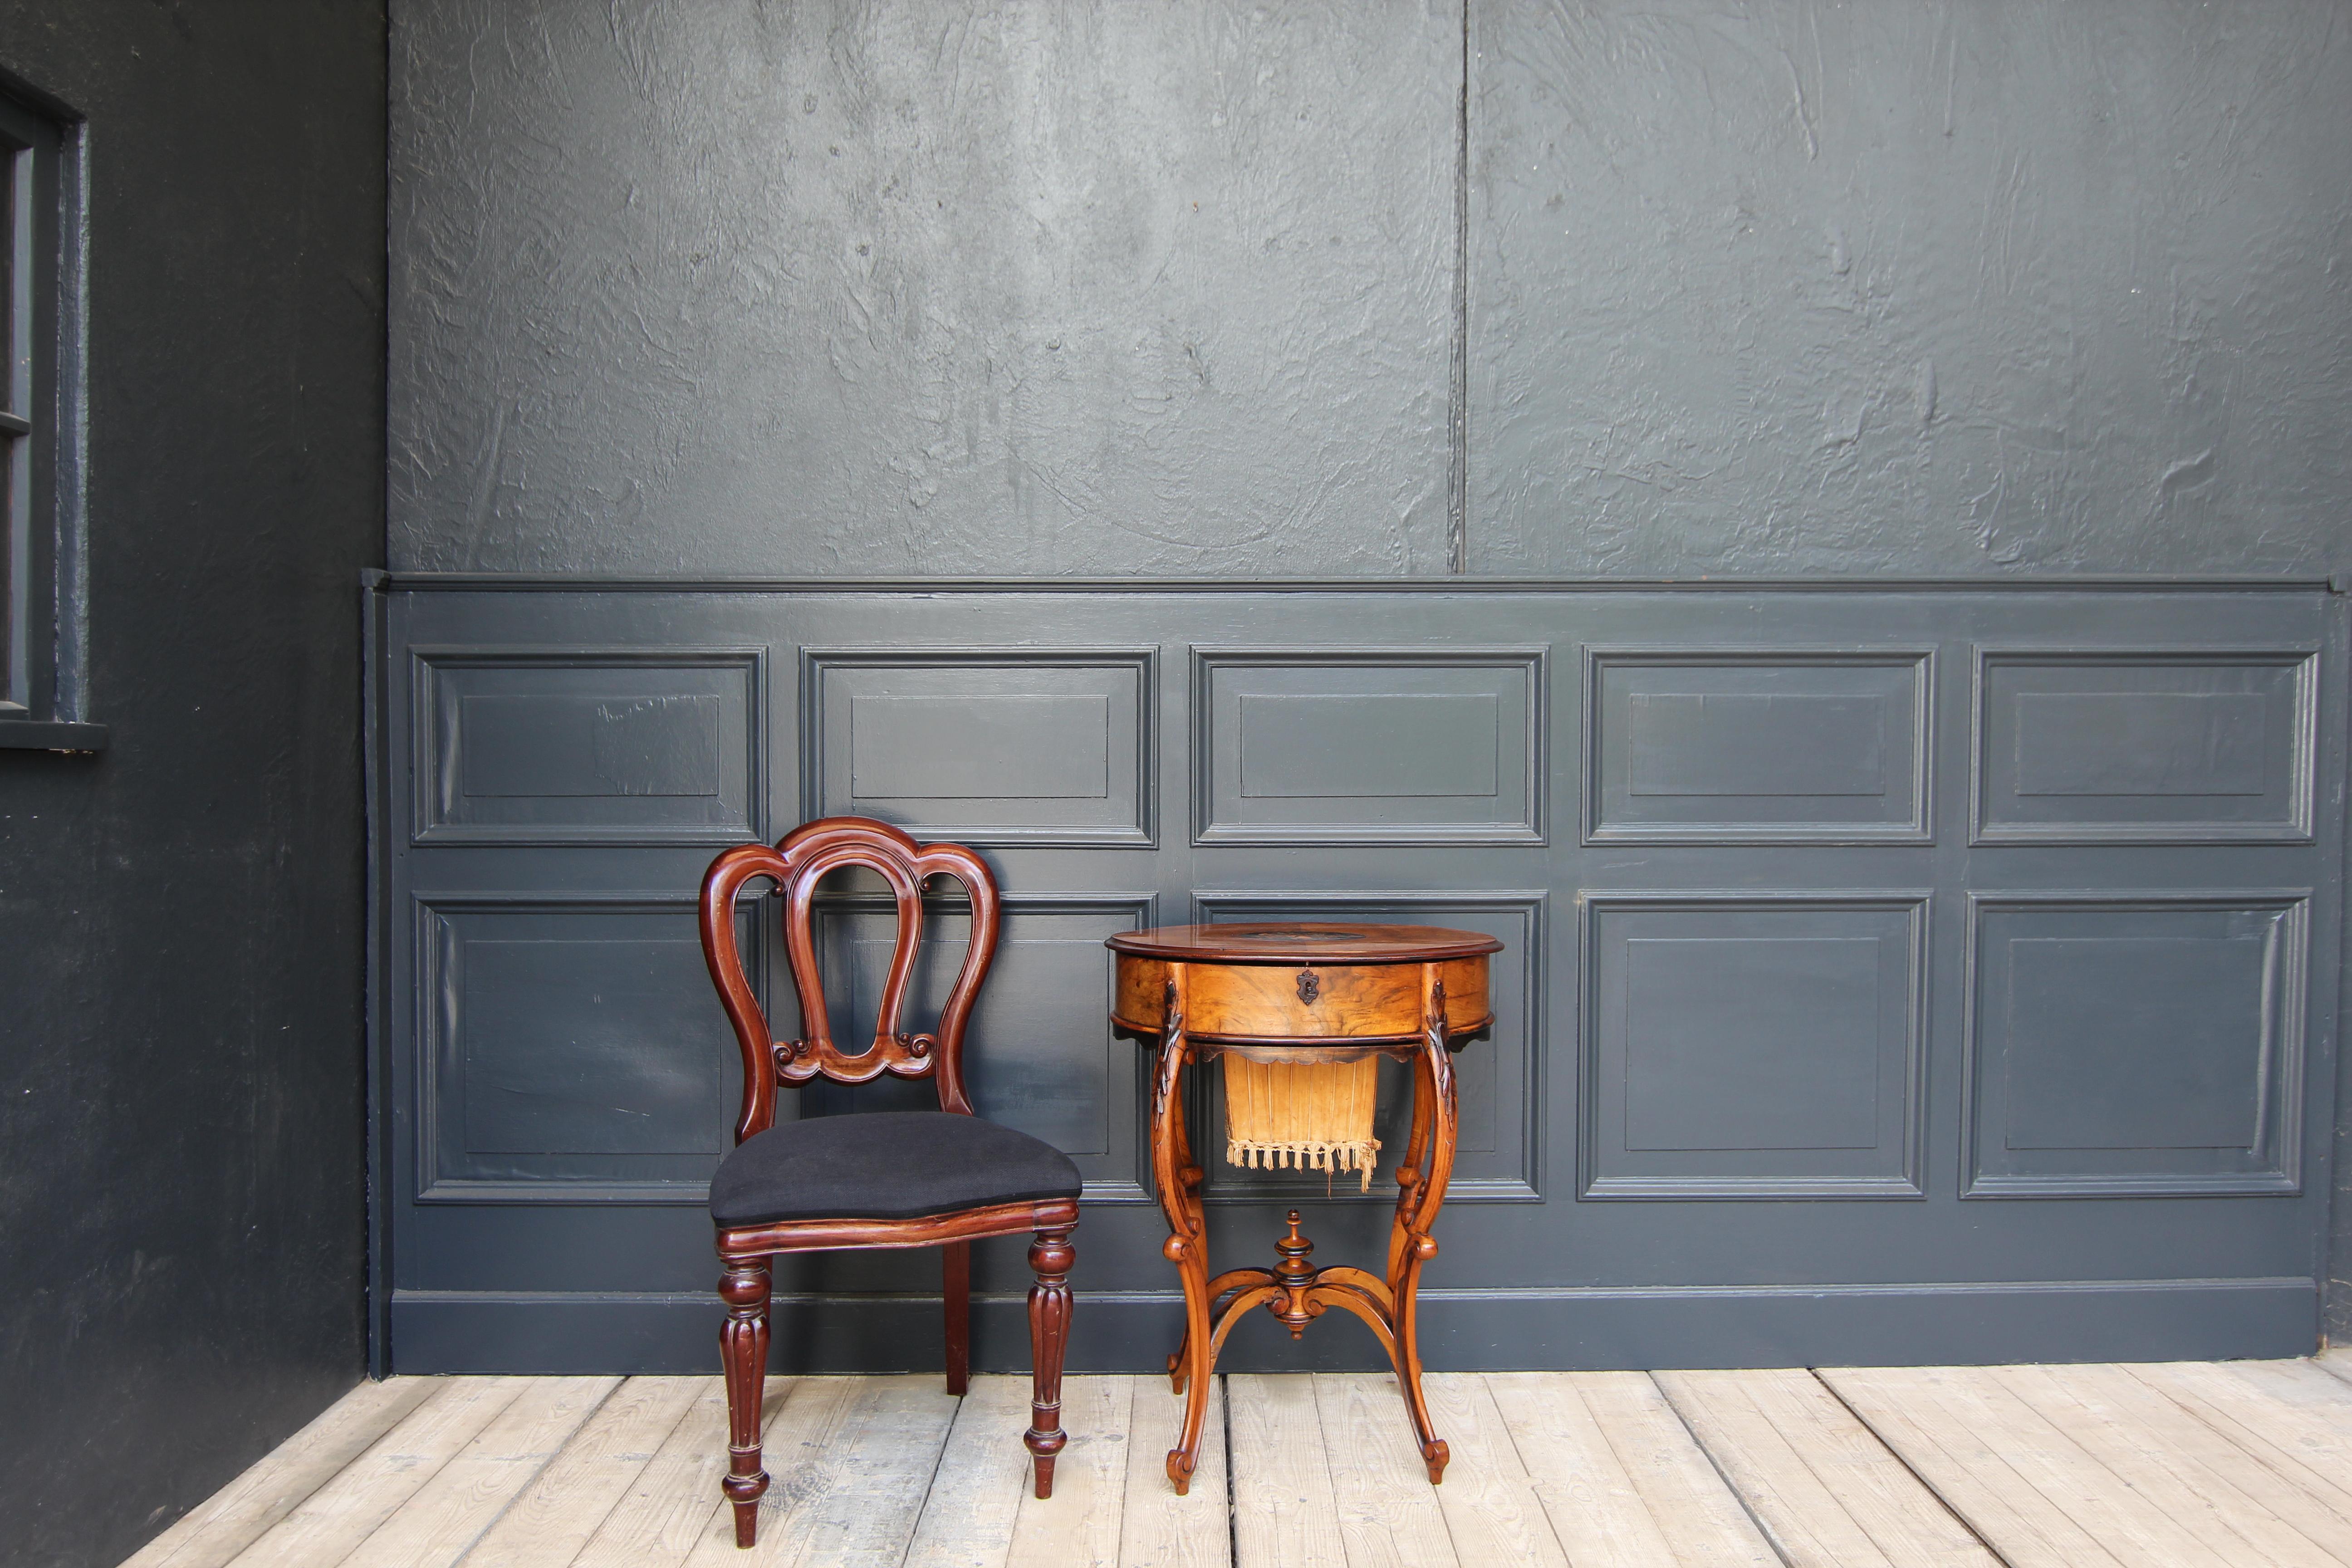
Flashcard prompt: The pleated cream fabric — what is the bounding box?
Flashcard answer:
[1221,1054,1382,1191]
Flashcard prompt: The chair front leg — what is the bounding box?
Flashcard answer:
[943,1238,972,1397]
[718,1255,773,1548]
[1025,1222,1076,1498]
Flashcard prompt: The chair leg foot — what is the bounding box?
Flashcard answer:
[1026,1222,1074,1500]
[719,1257,772,1548]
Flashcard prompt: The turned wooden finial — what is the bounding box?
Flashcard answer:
[1268,1210,1321,1338]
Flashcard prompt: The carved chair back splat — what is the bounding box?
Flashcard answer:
[698,817,1079,1549]
[701,814,1000,1135]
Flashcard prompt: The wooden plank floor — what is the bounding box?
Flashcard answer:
[124,1354,2352,1567]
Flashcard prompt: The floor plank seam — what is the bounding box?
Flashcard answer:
[1808,1371,2021,1568]
[234,1377,531,1568]
[1468,1374,1573,1567]
[1220,1375,1238,1568]
[1650,1372,1799,1568]
[1420,1390,1471,1568]
[1595,1375,1741,1558]
[2122,1366,2304,1497]
[896,1379,963,1568]
[612,1380,712,1568]
[130,1377,446,1568]
[449,1377,624,1568]
[2123,1364,2352,1540]
[1944,1372,2166,1563]
[2014,1364,2331,1568]
[335,1377,540,1568]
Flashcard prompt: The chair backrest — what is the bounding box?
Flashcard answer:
[700,816,1000,1143]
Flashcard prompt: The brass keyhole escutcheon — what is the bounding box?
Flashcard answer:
[1296,968,1320,1004]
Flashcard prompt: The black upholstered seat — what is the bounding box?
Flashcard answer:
[709,1110,1083,1228]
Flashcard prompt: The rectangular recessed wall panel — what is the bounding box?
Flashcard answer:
[1196,648,1543,844]
[1964,894,2307,1196]
[1622,937,1882,1152]
[1187,890,1544,1203]
[1585,651,1931,843]
[413,650,761,844]
[418,897,750,1200]
[804,651,1153,845]
[2014,694,2269,797]
[461,695,720,799]
[1239,693,1500,798]
[1629,695,1884,797]
[851,695,1110,800]
[1973,651,2316,843]
[799,894,1155,1201]
[1582,894,1928,1198]
[2003,938,2267,1150]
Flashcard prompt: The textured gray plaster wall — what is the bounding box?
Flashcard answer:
[392,0,2352,583]
[391,0,1459,574]
[1470,1,2352,578]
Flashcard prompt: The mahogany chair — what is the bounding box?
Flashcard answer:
[698,817,1081,1549]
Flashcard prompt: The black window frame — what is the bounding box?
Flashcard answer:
[0,71,96,752]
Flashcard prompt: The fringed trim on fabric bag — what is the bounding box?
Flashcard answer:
[1224,1136,1383,1192]
[1221,1052,1385,1191]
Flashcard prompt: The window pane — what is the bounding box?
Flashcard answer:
[0,88,63,720]
[0,146,14,415]
[3,433,19,708]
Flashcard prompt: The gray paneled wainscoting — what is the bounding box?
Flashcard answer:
[368,580,2346,1375]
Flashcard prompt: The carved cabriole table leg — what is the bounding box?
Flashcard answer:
[1152,966,1220,1494]
[1389,962,1458,1482]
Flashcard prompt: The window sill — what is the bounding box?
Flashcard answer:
[0,719,109,752]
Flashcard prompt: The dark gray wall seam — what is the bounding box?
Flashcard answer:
[1449,0,1470,575]
[2322,575,2343,1348]
[375,573,2341,596]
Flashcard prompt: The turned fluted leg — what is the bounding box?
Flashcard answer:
[1026,1223,1076,1498]
[718,1256,773,1547]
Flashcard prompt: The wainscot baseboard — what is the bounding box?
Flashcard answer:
[387,1276,2318,1375]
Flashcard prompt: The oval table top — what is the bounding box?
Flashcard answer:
[1106,920,1502,965]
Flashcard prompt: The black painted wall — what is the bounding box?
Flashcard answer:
[0,5,386,1566]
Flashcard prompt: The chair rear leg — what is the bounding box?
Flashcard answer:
[719,1256,773,1547]
[943,1239,971,1396]
[1024,1223,1075,1498]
